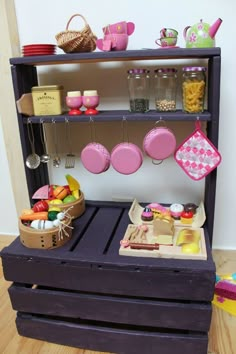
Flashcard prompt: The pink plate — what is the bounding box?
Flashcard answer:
[159,46,180,49]
[111,142,143,175]
[143,127,176,161]
[81,143,110,174]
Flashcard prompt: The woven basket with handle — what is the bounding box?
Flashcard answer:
[55,14,97,53]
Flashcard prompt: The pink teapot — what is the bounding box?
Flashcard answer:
[183,18,222,48]
[96,21,135,51]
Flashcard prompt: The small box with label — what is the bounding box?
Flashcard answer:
[31,85,64,115]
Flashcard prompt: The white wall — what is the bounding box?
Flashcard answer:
[1,0,235,249]
[0,116,18,235]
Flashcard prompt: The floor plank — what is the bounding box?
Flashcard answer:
[1,236,235,353]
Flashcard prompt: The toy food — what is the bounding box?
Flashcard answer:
[141,207,153,221]
[65,174,81,192]
[32,200,49,212]
[20,211,48,221]
[176,229,200,246]
[181,242,200,254]
[53,186,68,200]
[180,210,194,224]
[182,80,205,113]
[63,195,76,204]
[169,203,184,219]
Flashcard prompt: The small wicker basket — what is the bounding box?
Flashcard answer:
[55,14,97,53]
[19,215,72,249]
[48,191,85,219]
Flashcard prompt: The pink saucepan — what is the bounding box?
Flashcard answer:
[111,142,143,175]
[143,126,176,163]
[81,142,111,174]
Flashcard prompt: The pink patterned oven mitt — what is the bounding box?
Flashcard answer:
[174,121,222,181]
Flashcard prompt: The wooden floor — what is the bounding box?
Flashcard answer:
[0,235,235,354]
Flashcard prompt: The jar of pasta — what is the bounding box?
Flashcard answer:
[154,68,178,112]
[182,67,207,113]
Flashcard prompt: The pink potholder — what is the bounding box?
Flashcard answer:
[174,121,222,181]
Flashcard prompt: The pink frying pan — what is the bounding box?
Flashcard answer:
[111,142,143,175]
[143,126,176,161]
[81,143,110,174]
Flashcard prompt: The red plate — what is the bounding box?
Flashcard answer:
[23,51,56,57]
[23,44,55,49]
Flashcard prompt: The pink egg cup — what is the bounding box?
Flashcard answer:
[66,95,83,115]
[82,95,99,115]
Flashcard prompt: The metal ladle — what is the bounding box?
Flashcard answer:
[25,119,40,169]
[40,120,51,163]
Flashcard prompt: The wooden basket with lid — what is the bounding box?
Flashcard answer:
[19,215,72,250]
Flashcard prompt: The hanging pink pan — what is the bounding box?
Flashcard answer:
[81,143,111,174]
[111,142,143,175]
[143,126,176,161]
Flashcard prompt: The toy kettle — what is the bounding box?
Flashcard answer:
[183,18,222,48]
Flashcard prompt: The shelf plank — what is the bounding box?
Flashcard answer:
[22,110,211,123]
[10,48,221,66]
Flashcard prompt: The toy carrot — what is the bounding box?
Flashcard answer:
[20,211,48,221]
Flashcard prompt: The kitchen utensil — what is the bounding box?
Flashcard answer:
[81,118,110,174]
[155,37,177,47]
[65,119,75,169]
[174,120,221,180]
[143,121,176,163]
[102,21,135,36]
[111,142,143,174]
[160,28,178,38]
[111,118,143,174]
[39,121,50,163]
[183,18,222,48]
[52,120,61,168]
[25,120,40,169]
[81,142,111,174]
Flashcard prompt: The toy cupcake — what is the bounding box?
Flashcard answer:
[141,207,153,221]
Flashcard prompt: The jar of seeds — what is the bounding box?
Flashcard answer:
[127,69,150,113]
[154,68,177,112]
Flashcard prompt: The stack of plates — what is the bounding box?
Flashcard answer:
[22,44,56,57]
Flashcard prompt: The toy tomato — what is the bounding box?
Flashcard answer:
[32,200,49,212]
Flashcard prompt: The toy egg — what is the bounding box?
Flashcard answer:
[31,220,54,230]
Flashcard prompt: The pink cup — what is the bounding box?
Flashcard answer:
[103,21,135,36]
[104,33,129,51]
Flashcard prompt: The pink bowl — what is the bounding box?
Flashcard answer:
[143,127,176,161]
[81,143,110,174]
[111,142,143,175]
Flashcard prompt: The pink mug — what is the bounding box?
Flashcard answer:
[103,21,135,36]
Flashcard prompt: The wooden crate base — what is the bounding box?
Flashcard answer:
[16,312,208,354]
[1,202,216,354]
[8,283,212,332]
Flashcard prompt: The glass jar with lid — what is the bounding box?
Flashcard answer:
[127,69,150,113]
[154,68,178,112]
[182,66,207,113]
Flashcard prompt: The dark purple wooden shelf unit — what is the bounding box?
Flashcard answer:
[1,48,221,354]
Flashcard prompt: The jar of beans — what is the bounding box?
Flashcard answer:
[182,67,207,113]
[127,69,150,113]
[154,68,177,112]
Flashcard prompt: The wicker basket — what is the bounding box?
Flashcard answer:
[48,191,85,219]
[19,215,72,249]
[55,14,97,53]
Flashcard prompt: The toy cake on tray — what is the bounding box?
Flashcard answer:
[119,199,207,260]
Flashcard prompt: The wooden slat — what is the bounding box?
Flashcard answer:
[72,207,123,258]
[9,47,221,66]
[9,283,212,331]
[2,255,215,301]
[16,312,208,354]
